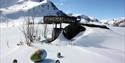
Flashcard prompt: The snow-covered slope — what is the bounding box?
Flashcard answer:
[70,14,99,23]
[0,23,124,63]
[101,17,125,27]
[0,0,66,22]
[71,14,125,27]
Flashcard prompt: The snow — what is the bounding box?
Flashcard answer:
[100,17,125,27]
[0,0,65,23]
[0,23,125,63]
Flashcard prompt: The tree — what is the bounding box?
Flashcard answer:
[21,16,41,46]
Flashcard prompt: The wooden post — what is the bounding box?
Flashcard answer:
[60,23,62,29]
[44,24,47,38]
[55,24,57,28]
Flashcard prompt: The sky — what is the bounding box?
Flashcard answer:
[51,0,125,19]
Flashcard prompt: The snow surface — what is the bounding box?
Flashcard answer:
[0,23,125,63]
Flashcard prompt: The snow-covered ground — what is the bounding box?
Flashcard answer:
[0,23,125,63]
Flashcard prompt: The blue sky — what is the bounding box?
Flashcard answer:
[51,0,125,19]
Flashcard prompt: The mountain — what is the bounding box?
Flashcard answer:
[72,14,99,23]
[101,17,125,27]
[0,0,66,22]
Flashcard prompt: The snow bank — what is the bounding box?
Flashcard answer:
[0,24,125,63]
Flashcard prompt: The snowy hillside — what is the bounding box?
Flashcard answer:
[0,23,125,63]
[68,14,99,23]
[70,14,125,27]
[0,0,66,23]
[101,17,125,27]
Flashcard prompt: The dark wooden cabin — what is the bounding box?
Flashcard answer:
[43,16,80,42]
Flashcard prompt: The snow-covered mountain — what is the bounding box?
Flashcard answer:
[68,14,99,23]
[101,17,125,27]
[77,14,125,27]
[0,0,66,22]
[80,15,99,23]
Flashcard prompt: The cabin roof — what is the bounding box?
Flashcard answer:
[43,16,78,24]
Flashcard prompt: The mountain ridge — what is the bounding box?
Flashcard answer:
[0,0,66,22]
